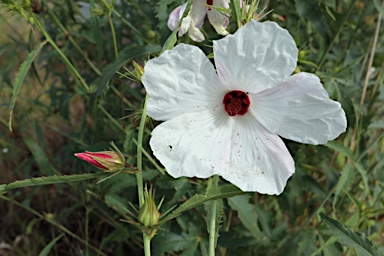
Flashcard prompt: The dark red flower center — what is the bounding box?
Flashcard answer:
[223,90,250,116]
[207,0,213,10]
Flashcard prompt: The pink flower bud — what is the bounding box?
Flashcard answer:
[75,143,126,172]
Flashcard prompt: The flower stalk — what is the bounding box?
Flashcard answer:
[208,175,220,256]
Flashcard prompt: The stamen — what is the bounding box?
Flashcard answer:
[223,90,250,116]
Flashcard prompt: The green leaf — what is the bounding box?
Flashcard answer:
[227,195,263,240]
[0,173,103,195]
[374,0,384,15]
[97,45,161,93]
[38,234,64,256]
[333,162,355,206]
[22,137,58,176]
[152,231,198,255]
[9,41,46,131]
[161,29,178,53]
[325,141,369,195]
[294,0,329,39]
[159,185,243,225]
[320,213,381,256]
[368,120,384,129]
[325,141,354,161]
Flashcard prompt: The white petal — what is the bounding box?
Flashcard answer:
[251,72,347,145]
[207,0,229,36]
[179,15,191,36]
[190,0,207,29]
[188,19,205,42]
[213,20,298,93]
[220,114,294,194]
[142,44,224,121]
[150,109,231,179]
[150,109,294,195]
[167,3,188,31]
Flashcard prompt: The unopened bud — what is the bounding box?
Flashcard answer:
[132,61,144,81]
[75,142,126,172]
[138,186,161,229]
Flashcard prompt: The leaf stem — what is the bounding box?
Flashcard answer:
[208,175,219,256]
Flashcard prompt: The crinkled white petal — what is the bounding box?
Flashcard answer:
[220,114,294,194]
[150,108,294,195]
[167,3,187,31]
[150,109,231,179]
[207,0,229,36]
[213,20,298,93]
[250,72,347,145]
[142,44,224,121]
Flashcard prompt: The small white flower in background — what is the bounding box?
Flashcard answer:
[142,20,347,195]
[168,0,230,42]
[2,148,8,154]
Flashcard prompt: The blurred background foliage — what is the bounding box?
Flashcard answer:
[0,0,383,255]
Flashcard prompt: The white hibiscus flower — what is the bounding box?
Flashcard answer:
[167,0,230,42]
[142,20,347,195]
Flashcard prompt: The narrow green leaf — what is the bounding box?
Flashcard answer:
[97,45,161,94]
[9,41,47,131]
[325,141,369,194]
[325,141,354,161]
[159,185,243,225]
[38,234,64,256]
[294,0,329,39]
[333,162,355,206]
[0,173,103,195]
[228,195,263,240]
[22,137,58,176]
[161,29,178,53]
[320,213,381,256]
[374,0,384,15]
[368,120,384,129]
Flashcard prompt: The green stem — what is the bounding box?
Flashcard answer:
[144,235,151,256]
[101,0,119,59]
[208,175,220,256]
[109,13,119,59]
[136,95,148,207]
[98,105,165,175]
[138,95,150,256]
[31,14,90,92]
[47,11,103,76]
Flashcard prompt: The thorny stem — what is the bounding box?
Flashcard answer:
[208,175,220,256]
